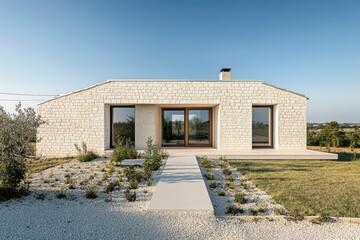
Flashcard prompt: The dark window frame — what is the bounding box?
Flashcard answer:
[252,105,274,148]
[110,106,135,148]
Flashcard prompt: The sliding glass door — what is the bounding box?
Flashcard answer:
[162,110,185,146]
[162,108,211,147]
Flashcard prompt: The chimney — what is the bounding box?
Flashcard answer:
[219,68,232,80]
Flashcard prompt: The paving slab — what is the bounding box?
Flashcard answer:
[148,155,213,212]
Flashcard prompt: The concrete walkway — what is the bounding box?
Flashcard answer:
[147,155,213,212]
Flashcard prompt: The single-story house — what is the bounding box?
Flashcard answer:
[37,68,308,158]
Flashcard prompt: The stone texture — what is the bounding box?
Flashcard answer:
[37,80,307,157]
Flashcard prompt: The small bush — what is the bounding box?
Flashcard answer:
[250,208,259,216]
[85,185,98,199]
[222,168,232,176]
[234,193,246,204]
[228,181,236,191]
[104,181,119,193]
[124,166,143,182]
[125,189,136,202]
[101,173,109,182]
[147,178,153,186]
[200,156,212,169]
[209,180,217,188]
[205,171,215,180]
[111,139,138,164]
[128,179,139,189]
[218,189,226,196]
[241,182,249,191]
[226,205,244,215]
[34,192,46,200]
[74,142,98,162]
[258,204,267,213]
[56,190,67,199]
[226,175,234,182]
[219,156,227,162]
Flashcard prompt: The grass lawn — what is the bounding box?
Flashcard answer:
[230,159,360,218]
[25,157,73,175]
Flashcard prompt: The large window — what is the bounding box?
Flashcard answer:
[162,108,212,147]
[252,106,273,148]
[111,106,135,147]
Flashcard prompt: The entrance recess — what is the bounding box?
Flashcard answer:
[162,108,212,147]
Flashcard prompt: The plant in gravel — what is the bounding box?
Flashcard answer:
[125,189,136,202]
[234,193,246,204]
[48,171,54,178]
[43,179,50,183]
[226,175,234,182]
[104,180,119,193]
[200,156,212,169]
[226,205,244,215]
[117,170,122,175]
[74,142,98,162]
[143,137,167,171]
[124,166,143,182]
[205,171,215,180]
[222,168,232,176]
[258,204,267,213]
[85,185,98,199]
[111,138,138,164]
[104,197,113,203]
[319,213,332,222]
[250,208,259,216]
[101,173,109,182]
[219,156,227,162]
[218,189,226,196]
[147,178,153,186]
[241,182,249,191]
[56,190,67,199]
[107,164,115,174]
[228,181,236,191]
[34,192,46,200]
[209,180,217,188]
[220,162,228,169]
[128,179,139,189]
[68,184,76,190]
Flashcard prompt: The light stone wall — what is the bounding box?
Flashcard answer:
[36,80,307,157]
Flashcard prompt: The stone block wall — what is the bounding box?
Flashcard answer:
[36,80,307,157]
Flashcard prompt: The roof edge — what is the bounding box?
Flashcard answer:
[263,83,309,100]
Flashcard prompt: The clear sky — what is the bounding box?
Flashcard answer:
[0,0,359,122]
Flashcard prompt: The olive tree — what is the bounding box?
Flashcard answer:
[0,103,44,198]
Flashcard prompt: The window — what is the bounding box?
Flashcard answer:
[252,106,273,147]
[111,106,135,147]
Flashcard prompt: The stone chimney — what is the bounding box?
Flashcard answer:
[219,68,232,80]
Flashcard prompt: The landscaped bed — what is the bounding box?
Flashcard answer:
[229,159,360,219]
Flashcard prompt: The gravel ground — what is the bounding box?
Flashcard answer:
[1,158,360,240]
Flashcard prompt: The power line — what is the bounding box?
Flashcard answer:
[0,92,57,96]
[0,99,47,101]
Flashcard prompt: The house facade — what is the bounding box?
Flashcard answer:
[36,69,307,157]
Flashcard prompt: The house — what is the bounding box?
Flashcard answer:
[37,68,308,157]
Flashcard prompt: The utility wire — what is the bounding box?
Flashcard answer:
[0,92,57,96]
[0,99,47,101]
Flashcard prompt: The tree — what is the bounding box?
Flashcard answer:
[0,103,44,199]
[318,121,342,150]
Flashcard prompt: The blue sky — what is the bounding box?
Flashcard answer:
[0,0,359,122]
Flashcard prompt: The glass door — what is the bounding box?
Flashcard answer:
[188,109,211,146]
[162,109,185,146]
[252,106,273,148]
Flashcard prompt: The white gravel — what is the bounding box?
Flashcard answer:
[1,158,360,240]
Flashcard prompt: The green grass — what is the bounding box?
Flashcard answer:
[230,159,360,218]
[25,157,73,175]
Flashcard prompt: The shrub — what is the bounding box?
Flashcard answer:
[222,168,232,176]
[128,179,139,189]
[56,190,67,199]
[74,142,98,162]
[147,178,153,186]
[218,189,225,196]
[219,156,227,162]
[258,204,267,213]
[111,146,138,164]
[226,175,234,182]
[250,208,259,216]
[124,166,143,182]
[85,185,98,199]
[228,181,236,191]
[226,205,244,215]
[205,171,215,180]
[34,192,46,200]
[125,189,136,202]
[209,180,217,188]
[0,157,26,189]
[234,193,246,204]
[241,182,249,191]
[200,156,212,169]
[143,137,166,172]
[104,180,119,193]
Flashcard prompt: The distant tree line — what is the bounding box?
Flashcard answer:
[307,121,360,148]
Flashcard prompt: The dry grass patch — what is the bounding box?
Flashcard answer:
[230,159,360,218]
[25,158,73,175]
